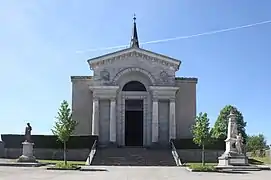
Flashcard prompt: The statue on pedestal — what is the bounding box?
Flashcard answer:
[24,123,32,142]
[235,133,244,154]
[17,123,37,163]
[217,109,249,167]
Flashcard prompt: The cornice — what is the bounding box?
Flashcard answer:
[149,86,179,91]
[88,48,180,71]
[89,85,119,91]
[175,77,198,83]
[71,76,92,81]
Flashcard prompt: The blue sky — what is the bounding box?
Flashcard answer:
[0,0,270,143]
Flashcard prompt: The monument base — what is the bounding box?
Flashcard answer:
[216,152,260,171]
[17,142,38,163]
[218,152,248,166]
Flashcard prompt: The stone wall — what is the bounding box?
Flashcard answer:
[0,141,4,158]
[158,100,169,144]
[72,79,93,135]
[177,149,224,163]
[4,148,90,161]
[99,99,110,145]
[175,80,197,139]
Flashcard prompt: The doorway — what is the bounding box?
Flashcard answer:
[125,99,143,146]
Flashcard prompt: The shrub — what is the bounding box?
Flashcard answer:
[55,162,78,169]
[189,164,216,172]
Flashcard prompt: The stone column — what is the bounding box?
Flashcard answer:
[169,98,176,140]
[109,98,116,143]
[152,97,159,143]
[91,97,99,135]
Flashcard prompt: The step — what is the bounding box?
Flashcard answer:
[91,148,176,166]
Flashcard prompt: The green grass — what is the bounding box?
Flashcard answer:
[38,159,86,165]
[187,163,216,172]
[54,162,79,169]
[249,156,271,165]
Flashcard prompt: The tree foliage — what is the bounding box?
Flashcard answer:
[52,100,78,165]
[211,105,247,141]
[191,112,211,165]
[246,134,268,157]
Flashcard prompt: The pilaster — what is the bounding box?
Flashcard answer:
[169,98,176,140]
[152,97,159,143]
[91,96,99,135]
[89,86,119,139]
[109,98,117,143]
[150,86,179,142]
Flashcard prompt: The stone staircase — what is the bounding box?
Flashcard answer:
[91,147,176,166]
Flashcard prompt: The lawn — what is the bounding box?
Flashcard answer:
[186,162,217,166]
[186,163,217,172]
[249,156,271,165]
[38,159,86,165]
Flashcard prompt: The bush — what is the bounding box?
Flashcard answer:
[189,164,216,172]
[55,162,78,169]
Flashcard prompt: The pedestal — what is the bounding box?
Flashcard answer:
[17,142,37,162]
[217,137,248,166]
[218,153,248,166]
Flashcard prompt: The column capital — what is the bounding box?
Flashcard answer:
[169,97,176,102]
[93,96,99,101]
[152,96,159,102]
[109,97,116,102]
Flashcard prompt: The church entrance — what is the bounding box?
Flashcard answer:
[122,81,146,146]
[125,99,143,146]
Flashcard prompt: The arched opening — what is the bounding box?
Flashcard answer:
[122,81,146,146]
[122,81,147,91]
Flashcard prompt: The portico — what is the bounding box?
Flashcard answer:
[89,84,179,147]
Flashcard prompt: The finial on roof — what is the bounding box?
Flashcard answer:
[133,13,136,22]
[130,14,139,48]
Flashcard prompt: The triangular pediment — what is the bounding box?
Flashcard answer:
[87,47,181,71]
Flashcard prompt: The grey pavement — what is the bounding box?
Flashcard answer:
[0,166,271,180]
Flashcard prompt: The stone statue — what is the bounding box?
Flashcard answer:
[235,133,243,154]
[24,123,32,142]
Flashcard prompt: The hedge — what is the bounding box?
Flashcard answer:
[1,134,98,149]
[172,138,225,150]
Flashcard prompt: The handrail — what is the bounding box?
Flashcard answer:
[86,140,97,165]
[170,140,182,166]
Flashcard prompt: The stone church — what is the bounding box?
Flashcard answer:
[71,17,197,147]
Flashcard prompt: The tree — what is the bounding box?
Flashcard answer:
[191,112,211,165]
[246,134,268,157]
[52,100,78,165]
[211,105,247,141]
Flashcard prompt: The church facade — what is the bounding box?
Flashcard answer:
[71,18,197,147]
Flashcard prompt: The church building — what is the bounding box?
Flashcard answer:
[71,17,197,147]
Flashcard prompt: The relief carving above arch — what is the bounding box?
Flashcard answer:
[112,67,156,85]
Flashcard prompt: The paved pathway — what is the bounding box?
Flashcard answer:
[0,166,271,180]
